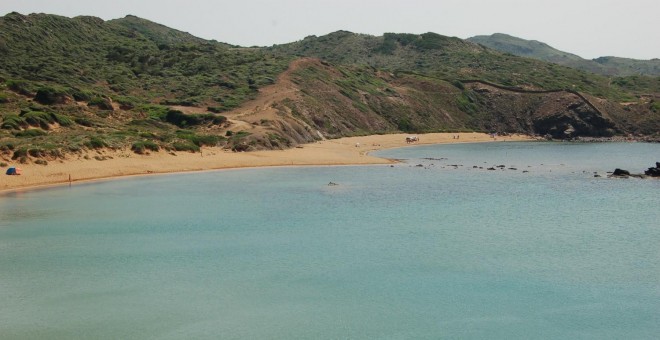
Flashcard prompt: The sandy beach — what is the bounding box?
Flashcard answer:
[1,132,533,193]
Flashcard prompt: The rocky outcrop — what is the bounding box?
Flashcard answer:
[462,82,621,138]
[644,162,660,177]
[612,168,631,177]
[608,164,660,179]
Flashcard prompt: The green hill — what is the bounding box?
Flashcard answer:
[0,13,658,165]
[468,33,660,77]
[273,31,645,99]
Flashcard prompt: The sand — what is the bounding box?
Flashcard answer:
[1,133,533,193]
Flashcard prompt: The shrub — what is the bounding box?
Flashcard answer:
[74,117,96,127]
[6,80,34,96]
[651,101,660,113]
[207,106,224,113]
[53,114,74,127]
[21,111,55,129]
[14,129,47,137]
[35,159,48,165]
[85,136,107,149]
[231,143,250,152]
[164,110,226,127]
[160,98,198,106]
[0,162,7,167]
[138,104,170,120]
[28,148,46,157]
[396,118,415,132]
[172,142,200,152]
[12,147,28,160]
[0,141,15,151]
[70,89,94,101]
[175,130,221,147]
[192,134,220,146]
[34,86,70,105]
[88,96,114,110]
[131,140,160,154]
[114,96,139,110]
[1,114,27,130]
[0,92,9,103]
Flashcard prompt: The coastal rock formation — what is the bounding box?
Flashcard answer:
[612,168,630,176]
[608,163,660,179]
[644,162,660,177]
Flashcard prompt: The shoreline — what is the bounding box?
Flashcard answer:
[1,132,534,195]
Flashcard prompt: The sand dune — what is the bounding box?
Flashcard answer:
[1,133,533,193]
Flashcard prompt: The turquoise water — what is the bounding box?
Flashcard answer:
[1,142,659,339]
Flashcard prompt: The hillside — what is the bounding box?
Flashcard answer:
[468,33,660,77]
[1,13,658,166]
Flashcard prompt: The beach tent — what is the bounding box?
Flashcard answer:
[5,167,22,175]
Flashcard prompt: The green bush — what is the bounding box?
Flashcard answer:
[137,105,170,121]
[396,118,414,132]
[70,89,94,101]
[21,111,55,129]
[192,134,221,146]
[175,130,222,146]
[11,147,28,160]
[53,114,74,127]
[34,86,70,105]
[172,142,200,152]
[88,96,114,110]
[0,92,9,103]
[114,96,139,110]
[85,136,107,149]
[164,110,226,127]
[651,101,660,113]
[0,162,8,167]
[207,106,224,113]
[6,80,34,96]
[0,141,16,151]
[131,140,160,154]
[14,129,47,137]
[28,148,46,157]
[1,114,27,130]
[456,91,478,114]
[160,98,198,106]
[74,117,96,127]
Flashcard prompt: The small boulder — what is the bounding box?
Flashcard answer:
[612,168,630,176]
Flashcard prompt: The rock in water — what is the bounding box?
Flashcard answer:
[612,168,630,176]
[644,162,660,177]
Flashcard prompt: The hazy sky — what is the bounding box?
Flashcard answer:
[1,0,658,60]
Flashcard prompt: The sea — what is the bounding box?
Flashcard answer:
[1,141,659,339]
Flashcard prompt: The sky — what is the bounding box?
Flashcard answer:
[1,0,658,60]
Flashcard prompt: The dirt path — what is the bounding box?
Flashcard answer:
[171,58,314,136]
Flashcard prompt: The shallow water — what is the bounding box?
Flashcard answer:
[1,142,659,339]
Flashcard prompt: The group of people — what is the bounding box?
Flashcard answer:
[405,136,419,143]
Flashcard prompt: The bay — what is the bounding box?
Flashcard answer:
[1,142,659,339]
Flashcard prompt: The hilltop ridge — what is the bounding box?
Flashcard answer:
[468,33,660,77]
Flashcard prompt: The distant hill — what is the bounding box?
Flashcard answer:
[0,13,658,165]
[468,33,660,77]
[107,15,213,45]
